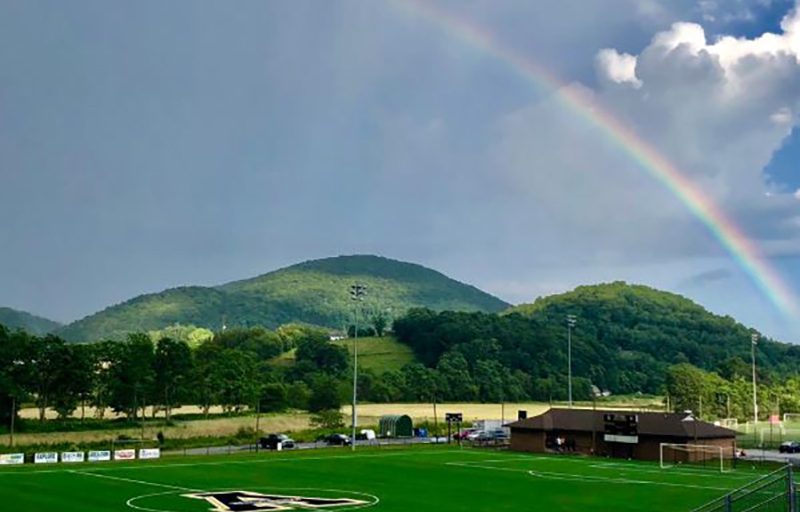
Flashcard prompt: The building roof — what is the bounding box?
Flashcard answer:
[507,408,736,439]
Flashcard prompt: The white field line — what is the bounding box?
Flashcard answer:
[68,470,201,492]
[526,470,733,491]
[447,458,758,491]
[588,462,756,480]
[0,449,484,476]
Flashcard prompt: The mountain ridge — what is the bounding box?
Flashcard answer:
[0,307,62,335]
[55,255,510,342]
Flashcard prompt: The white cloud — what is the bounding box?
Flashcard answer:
[595,49,643,88]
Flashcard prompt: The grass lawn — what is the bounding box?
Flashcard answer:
[0,445,769,511]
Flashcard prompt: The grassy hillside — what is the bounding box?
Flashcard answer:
[0,307,61,335]
[58,255,509,342]
[272,335,416,374]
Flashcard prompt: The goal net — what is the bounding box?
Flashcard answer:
[659,443,734,472]
[718,418,738,429]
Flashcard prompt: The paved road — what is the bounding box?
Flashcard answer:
[168,436,451,457]
[741,448,800,464]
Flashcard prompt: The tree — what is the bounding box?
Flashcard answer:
[109,333,155,420]
[308,375,343,413]
[153,337,194,421]
[295,337,349,376]
[193,340,225,417]
[259,383,288,413]
[50,343,95,420]
[29,335,67,422]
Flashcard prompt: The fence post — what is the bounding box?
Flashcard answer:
[787,465,796,512]
[724,494,732,512]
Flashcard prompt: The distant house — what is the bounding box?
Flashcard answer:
[506,408,736,461]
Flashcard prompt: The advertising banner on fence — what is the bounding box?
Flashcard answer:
[61,452,85,463]
[88,450,111,462]
[114,449,136,461]
[0,453,24,465]
[138,448,160,460]
[34,452,58,464]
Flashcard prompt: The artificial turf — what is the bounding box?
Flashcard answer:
[0,445,771,511]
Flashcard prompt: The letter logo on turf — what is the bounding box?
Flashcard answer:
[184,491,369,511]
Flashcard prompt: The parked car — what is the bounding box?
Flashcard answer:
[320,433,352,446]
[466,430,484,441]
[453,429,476,441]
[490,428,509,441]
[259,434,296,450]
[779,441,800,453]
[356,429,376,441]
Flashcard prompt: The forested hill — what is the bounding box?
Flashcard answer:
[57,255,510,342]
[507,282,800,377]
[0,307,61,335]
[392,282,800,399]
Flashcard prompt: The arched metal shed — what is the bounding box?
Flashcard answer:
[379,415,413,438]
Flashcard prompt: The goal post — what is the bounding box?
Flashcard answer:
[783,413,800,424]
[719,418,738,429]
[659,443,733,472]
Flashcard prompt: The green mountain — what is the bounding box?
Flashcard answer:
[504,281,798,386]
[0,307,62,335]
[57,255,510,342]
[393,281,799,398]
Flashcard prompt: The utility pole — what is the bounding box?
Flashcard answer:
[752,333,759,428]
[349,283,366,451]
[567,314,577,407]
[9,396,15,447]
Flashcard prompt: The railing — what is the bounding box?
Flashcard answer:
[692,465,796,512]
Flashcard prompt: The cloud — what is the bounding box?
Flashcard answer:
[679,268,735,287]
[595,49,643,88]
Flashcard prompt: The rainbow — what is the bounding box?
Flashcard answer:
[390,0,799,318]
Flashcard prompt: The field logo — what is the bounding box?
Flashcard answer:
[184,490,369,511]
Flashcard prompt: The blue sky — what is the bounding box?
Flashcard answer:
[1,0,799,342]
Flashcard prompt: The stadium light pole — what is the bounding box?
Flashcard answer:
[751,333,759,427]
[350,283,366,451]
[567,314,577,408]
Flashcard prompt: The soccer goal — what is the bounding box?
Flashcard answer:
[659,443,733,472]
[783,413,800,424]
[719,418,739,429]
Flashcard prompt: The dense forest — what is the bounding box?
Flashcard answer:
[56,255,509,342]
[393,283,800,400]
[3,282,798,430]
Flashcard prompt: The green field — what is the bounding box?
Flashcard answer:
[273,336,415,373]
[0,446,770,511]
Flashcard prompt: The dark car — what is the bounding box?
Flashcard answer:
[779,441,800,453]
[259,434,296,450]
[321,433,352,446]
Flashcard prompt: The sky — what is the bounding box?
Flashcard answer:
[1,0,799,342]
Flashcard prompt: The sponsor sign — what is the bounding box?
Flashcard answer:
[445,413,463,423]
[114,449,136,461]
[138,448,160,460]
[0,453,24,465]
[61,452,85,463]
[185,491,369,511]
[88,450,111,462]
[603,434,639,444]
[34,452,58,464]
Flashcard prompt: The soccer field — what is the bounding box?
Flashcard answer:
[0,446,770,511]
